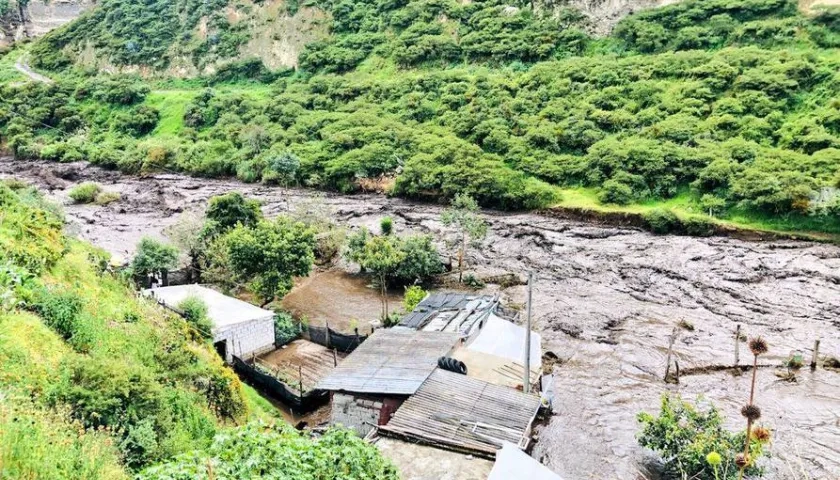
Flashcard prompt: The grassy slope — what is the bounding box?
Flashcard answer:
[0,185,282,477]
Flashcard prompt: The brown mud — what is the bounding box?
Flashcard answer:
[2,158,839,480]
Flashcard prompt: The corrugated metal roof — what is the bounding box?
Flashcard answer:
[316,329,461,395]
[379,369,542,456]
[143,284,274,331]
[398,292,498,333]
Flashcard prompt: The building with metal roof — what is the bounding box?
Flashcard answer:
[379,369,543,457]
[144,284,275,363]
[317,328,461,436]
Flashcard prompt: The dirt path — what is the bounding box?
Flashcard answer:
[2,158,839,479]
[14,55,53,84]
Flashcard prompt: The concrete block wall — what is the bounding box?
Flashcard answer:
[332,393,384,437]
[215,317,275,363]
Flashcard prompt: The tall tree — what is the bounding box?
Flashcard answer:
[131,237,179,286]
[223,218,315,306]
[441,194,488,283]
[356,235,405,320]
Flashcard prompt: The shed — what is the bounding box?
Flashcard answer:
[379,369,542,457]
[317,329,461,436]
[144,284,275,363]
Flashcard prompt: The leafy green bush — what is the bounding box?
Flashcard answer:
[177,295,213,339]
[644,208,681,234]
[274,310,300,346]
[403,285,427,312]
[638,394,766,480]
[205,192,262,235]
[94,191,121,205]
[682,216,717,237]
[33,287,83,341]
[69,182,102,204]
[138,423,399,479]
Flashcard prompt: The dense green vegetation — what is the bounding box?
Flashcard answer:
[0,183,398,478]
[138,422,398,479]
[638,394,769,480]
[2,0,840,233]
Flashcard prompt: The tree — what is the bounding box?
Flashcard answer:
[131,237,179,284]
[356,235,405,320]
[441,194,488,283]
[222,218,315,306]
[393,234,444,284]
[165,211,206,282]
[205,192,262,235]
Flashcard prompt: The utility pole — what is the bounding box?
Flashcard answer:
[524,271,533,393]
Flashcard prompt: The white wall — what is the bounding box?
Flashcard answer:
[215,316,275,363]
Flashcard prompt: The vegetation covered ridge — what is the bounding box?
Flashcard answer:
[0,181,397,478]
[1,0,840,234]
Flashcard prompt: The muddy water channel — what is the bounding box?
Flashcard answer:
[3,158,840,480]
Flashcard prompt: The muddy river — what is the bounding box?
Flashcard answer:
[2,158,839,480]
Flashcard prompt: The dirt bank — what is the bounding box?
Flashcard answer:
[3,158,839,480]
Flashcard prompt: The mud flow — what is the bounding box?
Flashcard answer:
[3,158,839,480]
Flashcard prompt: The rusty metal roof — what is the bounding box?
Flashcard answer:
[379,369,542,456]
[316,329,461,395]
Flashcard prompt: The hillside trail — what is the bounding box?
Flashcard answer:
[13,54,53,84]
[2,157,839,480]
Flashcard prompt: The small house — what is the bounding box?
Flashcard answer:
[144,284,275,363]
[316,328,461,436]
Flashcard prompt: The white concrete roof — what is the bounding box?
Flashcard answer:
[143,285,274,331]
[466,313,542,370]
[489,443,563,480]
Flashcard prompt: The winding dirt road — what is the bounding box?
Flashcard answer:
[2,158,839,480]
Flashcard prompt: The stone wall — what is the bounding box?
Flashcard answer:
[331,393,384,437]
[331,393,404,437]
[215,316,275,363]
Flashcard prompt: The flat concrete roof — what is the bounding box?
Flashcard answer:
[144,285,274,331]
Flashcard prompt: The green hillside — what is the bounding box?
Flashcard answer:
[2,0,840,234]
[0,182,397,478]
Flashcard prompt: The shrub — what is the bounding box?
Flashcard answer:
[137,423,399,480]
[68,182,102,204]
[94,191,121,205]
[403,285,427,312]
[599,179,635,205]
[682,216,716,237]
[33,287,83,341]
[380,216,393,236]
[644,208,680,234]
[177,295,213,339]
[638,394,765,480]
[205,192,262,235]
[274,310,300,346]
